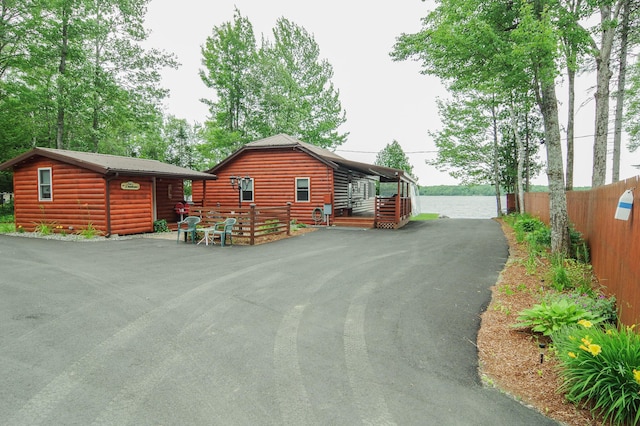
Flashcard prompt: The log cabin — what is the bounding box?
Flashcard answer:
[192,134,417,229]
[0,148,217,236]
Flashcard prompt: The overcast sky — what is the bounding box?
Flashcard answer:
[143,0,639,186]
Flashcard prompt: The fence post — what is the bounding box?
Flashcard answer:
[286,202,291,236]
[249,204,256,245]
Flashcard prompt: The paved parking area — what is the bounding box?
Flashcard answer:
[0,219,558,425]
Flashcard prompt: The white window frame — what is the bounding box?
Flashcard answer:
[38,167,52,201]
[295,177,310,202]
[241,178,254,203]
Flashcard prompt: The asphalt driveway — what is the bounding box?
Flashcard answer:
[0,219,558,425]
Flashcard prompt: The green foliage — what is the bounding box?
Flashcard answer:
[513,298,603,336]
[375,140,415,180]
[0,0,177,161]
[153,219,169,233]
[545,292,617,324]
[199,9,347,156]
[547,255,595,293]
[35,222,53,236]
[79,222,98,239]
[259,219,280,234]
[512,215,546,242]
[553,323,640,426]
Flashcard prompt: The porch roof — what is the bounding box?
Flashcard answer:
[207,134,416,184]
[0,148,218,180]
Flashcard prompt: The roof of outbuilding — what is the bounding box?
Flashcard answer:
[208,134,415,183]
[0,148,217,180]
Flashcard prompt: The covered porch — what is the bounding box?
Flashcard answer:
[331,162,416,229]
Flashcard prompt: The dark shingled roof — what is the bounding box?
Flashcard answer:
[0,148,217,180]
[207,134,415,183]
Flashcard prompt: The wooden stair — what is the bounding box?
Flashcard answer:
[330,216,375,228]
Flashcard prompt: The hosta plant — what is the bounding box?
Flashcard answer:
[513,298,603,336]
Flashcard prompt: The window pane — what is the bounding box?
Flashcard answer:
[296,178,309,202]
[38,168,52,200]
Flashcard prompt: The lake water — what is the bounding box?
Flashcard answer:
[417,195,506,219]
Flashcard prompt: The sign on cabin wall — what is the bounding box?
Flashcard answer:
[120,181,140,191]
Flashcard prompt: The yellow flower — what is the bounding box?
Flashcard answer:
[568,352,577,359]
[606,329,613,335]
[587,344,601,356]
[577,319,592,328]
[633,369,640,385]
[581,336,592,346]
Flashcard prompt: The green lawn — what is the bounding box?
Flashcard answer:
[411,213,439,221]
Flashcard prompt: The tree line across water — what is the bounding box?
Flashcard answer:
[418,185,591,196]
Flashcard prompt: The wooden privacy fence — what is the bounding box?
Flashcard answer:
[190,203,291,246]
[524,175,640,326]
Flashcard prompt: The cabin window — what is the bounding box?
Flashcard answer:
[296,177,310,202]
[241,178,254,203]
[38,168,52,201]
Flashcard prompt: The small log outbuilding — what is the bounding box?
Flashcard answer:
[0,148,217,236]
[191,134,416,228]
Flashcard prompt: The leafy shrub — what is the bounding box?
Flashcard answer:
[546,292,617,324]
[553,323,640,425]
[513,298,603,336]
[154,219,169,233]
[513,215,546,243]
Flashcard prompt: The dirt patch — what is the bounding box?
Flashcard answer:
[477,219,602,425]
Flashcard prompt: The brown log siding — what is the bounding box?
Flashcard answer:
[199,149,335,225]
[524,175,640,325]
[155,178,185,224]
[13,159,107,233]
[108,177,153,235]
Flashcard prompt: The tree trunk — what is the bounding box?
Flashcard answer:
[56,4,69,150]
[539,80,571,254]
[491,102,503,217]
[612,0,630,183]
[592,3,621,187]
[510,103,525,214]
[565,66,575,190]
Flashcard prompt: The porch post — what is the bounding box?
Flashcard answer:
[249,203,256,245]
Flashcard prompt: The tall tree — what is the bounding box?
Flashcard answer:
[199,12,348,155]
[375,140,415,179]
[0,0,175,157]
[200,7,257,154]
[258,17,347,149]
[591,0,625,187]
[392,0,571,253]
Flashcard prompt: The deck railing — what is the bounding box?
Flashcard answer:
[375,196,412,229]
[189,203,291,245]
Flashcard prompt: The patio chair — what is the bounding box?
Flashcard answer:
[211,217,236,247]
[177,216,201,244]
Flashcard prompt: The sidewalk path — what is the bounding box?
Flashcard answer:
[0,219,558,425]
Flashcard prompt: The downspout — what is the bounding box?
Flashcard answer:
[104,172,119,237]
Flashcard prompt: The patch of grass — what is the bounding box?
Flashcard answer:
[411,213,439,221]
[0,222,15,233]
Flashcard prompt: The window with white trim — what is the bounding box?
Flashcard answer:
[38,168,52,201]
[296,177,310,202]
[241,178,254,203]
